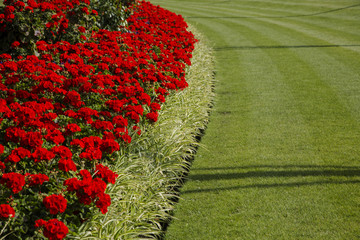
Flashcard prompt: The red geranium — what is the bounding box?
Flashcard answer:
[58,158,77,172]
[95,193,111,214]
[27,173,49,186]
[0,204,15,218]
[64,123,81,135]
[95,164,118,184]
[146,111,158,122]
[43,194,67,215]
[0,162,5,171]
[0,172,25,194]
[35,219,68,240]
[32,147,56,163]
[0,144,4,155]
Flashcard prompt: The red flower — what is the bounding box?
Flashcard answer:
[3,61,18,72]
[126,111,140,123]
[5,127,25,143]
[79,147,102,161]
[98,63,109,71]
[5,153,20,163]
[146,111,158,122]
[0,172,25,194]
[76,107,98,123]
[0,99,10,114]
[45,129,65,145]
[105,99,124,112]
[132,126,141,135]
[11,147,31,159]
[121,134,132,144]
[83,178,106,199]
[70,139,85,148]
[11,41,20,48]
[0,162,5,172]
[78,169,92,180]
[4,6,15,16]
[51,146,72,159]
[20,131,43,149]
[78,26,86,33]
[112,115,128,127]
[81,7,89,14]
[0,204,15,218]
[100,139,119,154]
[138,92,150,105]
[80,136,102,148]
[91,120,114,131]
[35,219,68,240]
[27,173,49,186]
[95,164,118,184]
[58,158,77,172]
[150,102,161,111]
[63,177,81,192]
[63,91,83,108]
[95,193,111,214]
[65,123,81,135]
[32,147,55,163]
[34,219,46,228]
[43,194,67,215]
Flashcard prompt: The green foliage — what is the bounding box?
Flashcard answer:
[91,0,135,31]
[0,2,97,56]
[0,0,136,57]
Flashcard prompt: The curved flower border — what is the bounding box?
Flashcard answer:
[0,0,197,239]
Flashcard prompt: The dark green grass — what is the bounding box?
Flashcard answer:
[150,0,360,239]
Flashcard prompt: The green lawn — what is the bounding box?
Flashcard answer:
[150,0,360,239]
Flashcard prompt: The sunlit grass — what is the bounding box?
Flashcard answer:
[150,0,360,239]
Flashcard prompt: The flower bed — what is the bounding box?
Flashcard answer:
[0,0,197,239]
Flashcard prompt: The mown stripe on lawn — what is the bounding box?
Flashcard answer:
[237,16,360,120]
[156,1,360,20]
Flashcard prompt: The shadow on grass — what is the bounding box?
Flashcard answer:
[190,169,360,181]
[182,180,360,194]
[211,0,231,4]
[181,165,360,193]
[194,164,360,171]
[214,44,360,51]
[185,3,360,19]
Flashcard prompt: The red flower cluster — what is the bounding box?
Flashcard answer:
[0,172,25,194]
[35,219,69,240]
[0,0,197,239]
[0,204,15,218]
[63,169,112,214]
[26,173,49,186]
[43,194,67,215]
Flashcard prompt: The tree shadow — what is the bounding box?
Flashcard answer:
[190,168,360,181]
[213,44,360,51]
[182,180,360,194]
[181,165,360,193]
[194,164,360,171]
[185,3,360,19]
[210,0,231,4]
